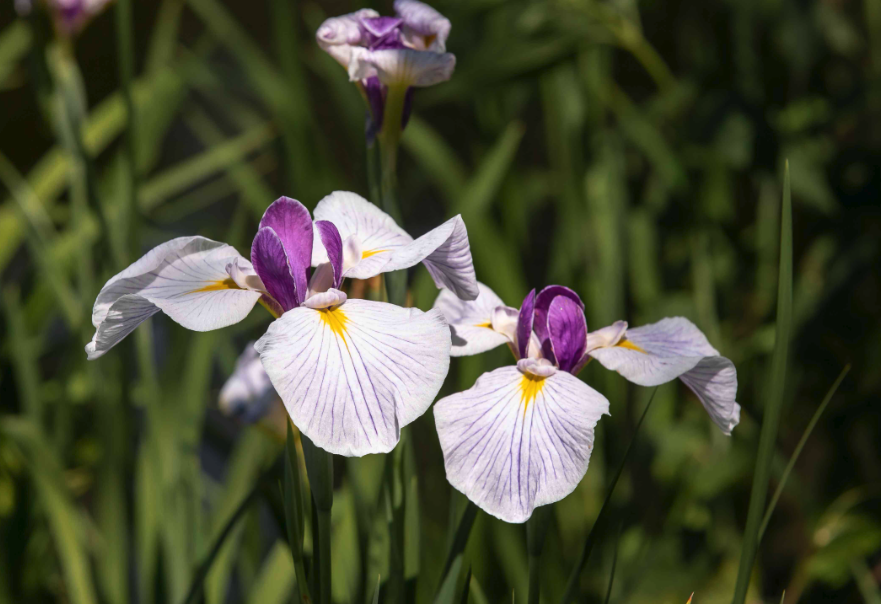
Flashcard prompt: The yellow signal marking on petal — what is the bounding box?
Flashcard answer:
[319,307,349,347]
[474,321,492,329]
[361,249,389,259]
[518,374,546,413]
[616,339,647,354]
[189,278,240,293]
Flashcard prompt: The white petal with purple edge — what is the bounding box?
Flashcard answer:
[256,299,450,456]
[433,283,509,356]
[394,0,451,52]
[588,317,714,386]
[680,357,741,435]
[434,366,609,523]
[315,9,379,68]
[382,215,478,300]
[86,237,262,359]
[349,47,455,87]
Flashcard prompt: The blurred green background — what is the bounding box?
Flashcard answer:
[1,0,879,603]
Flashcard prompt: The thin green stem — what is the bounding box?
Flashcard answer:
[317,509,332,604]
[526,506,552,604]
[732,162,792,604]
[115,0,139,264]
[528,555,541,604]
[758,365,851,541]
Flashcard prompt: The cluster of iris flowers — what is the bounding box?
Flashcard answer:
[85,0,739,559]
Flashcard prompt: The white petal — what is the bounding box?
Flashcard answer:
[394,0,451,52]
[588,317,718,386]
[87,237,262,359]
[680,357,741,435]
[315,9,378,69]
[219,343,277,422]
[434,366,609,523]
[433,282,509,356]
[349,47,455,87]
[256,299,450,456]
[312,191,412,279]
[382,215,478,300]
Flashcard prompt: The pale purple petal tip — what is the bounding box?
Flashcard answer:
[548,296,587,373]
[534,285,584,363]
[315,220,344,289]
[259,197,313,303]
[517,289,536,359]
[251,227,300,312]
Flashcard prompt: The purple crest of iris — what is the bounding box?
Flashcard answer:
[86,193,480,456]
[315,0,455,140]
[432,282,740,523]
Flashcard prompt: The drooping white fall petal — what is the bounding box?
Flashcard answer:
[87,237,262,360]
[588,317,740,435]
[312,191,478,300]
[349,47,456,88]
[256,299,451,456]
[433,282,510,356]
[434,365,609,523]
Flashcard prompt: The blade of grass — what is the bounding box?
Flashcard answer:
[603,524,622,604]
[459,566,472,604]
[284,424,312,604]
[559,388,658,604]
[245,541,297,604]
[731,161,793,604]
[434,556,464,604]
[758,364,851,541]
[435,502,478,598]
[0,21,31,86]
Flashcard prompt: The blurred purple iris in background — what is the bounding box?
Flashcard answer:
[316,0,455,141]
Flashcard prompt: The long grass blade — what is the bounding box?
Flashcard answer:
[758,364,851,541]
[731,161,793,604]
[435,502,478,598]
[559,388,658,604]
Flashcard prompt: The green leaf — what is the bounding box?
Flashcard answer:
[434,555,464,604]
[245,541,296,604]
[732,161,793,604]
[559,388,658,604]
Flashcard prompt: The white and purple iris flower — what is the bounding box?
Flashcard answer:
[316,0,454,138]
[87,193,479,456]
[16,0,112,34]
[432,282,740,523]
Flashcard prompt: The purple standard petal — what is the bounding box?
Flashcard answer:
[364,76,386,141]
[362,16,404,48]
[534,285,584,363]
[251,227,300,312]
[517,289,536,360]
[315,220,344,289]
[547,296,587,373]
[394,0,451,52]
[259,197,313,304]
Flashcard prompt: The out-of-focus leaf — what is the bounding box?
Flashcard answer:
[331,484,360,603]
[434,555,463,604]
[0,21,31,87]
[401,117,467,201]
[0,418,98,604]
[245,541,296,604]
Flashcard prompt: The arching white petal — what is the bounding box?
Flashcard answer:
[86,237,262,359]
[316,9,378,68]
[312,191,412,279]
[588,317,716,386]
[433,283,508,356]
[256,299,450,456]
[219,343,277,422]
[381,215,478,300]
[349,47,455,88]
[434,366,609,523]
[680,357,741,435]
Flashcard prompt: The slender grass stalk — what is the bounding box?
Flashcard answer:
[758,365,851,541]
[301,435,333,604]
[731,161,793,604]
[284,424,312,604]
[114,0,138,263]
[436,502,478,597]
[181,487,261,604]
[526,506,552,604]
[559,388,658,604]
[603,524,622,604]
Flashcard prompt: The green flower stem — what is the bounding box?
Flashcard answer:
[526,506,552,604]
[301,435,333,604]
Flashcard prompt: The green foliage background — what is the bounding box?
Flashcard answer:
[0,0,879,603]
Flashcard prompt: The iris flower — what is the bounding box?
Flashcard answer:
[16,0,112,34]
[316,0,454,137]
[432,282,739,522]
[87,193,478,456]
